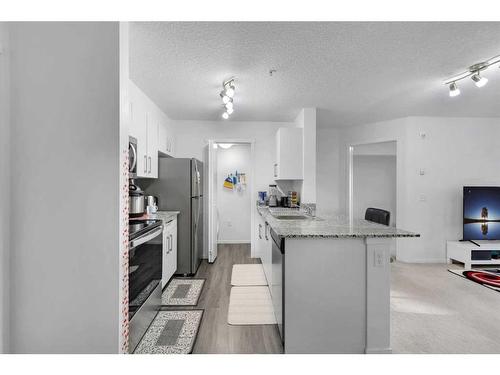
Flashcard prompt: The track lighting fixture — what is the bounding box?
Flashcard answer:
[219,77,236,118]
[444,54,500,97]
[471,72,488,88]
[449,82,460,97]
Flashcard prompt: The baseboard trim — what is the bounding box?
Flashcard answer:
[365,347,392,354]
[217,240,251,244]
[396,258,447,264]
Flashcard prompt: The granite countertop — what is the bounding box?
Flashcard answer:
[257,206,420,239]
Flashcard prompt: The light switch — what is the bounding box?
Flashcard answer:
[419,169,425,175]
[374,250,385,267]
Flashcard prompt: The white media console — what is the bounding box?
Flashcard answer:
[447,240,500,269]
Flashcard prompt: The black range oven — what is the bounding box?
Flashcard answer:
[128,219,163,352]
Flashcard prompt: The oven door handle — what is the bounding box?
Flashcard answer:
[130,227,163,249]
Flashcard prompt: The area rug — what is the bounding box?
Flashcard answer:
[231,264,267,286]
[134,310,203,354]
[162,278,205,306]
[448,268,500,292]
[228,286,277,325]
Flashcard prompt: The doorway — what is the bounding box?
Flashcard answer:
[349,140,397,256]
[207,140,255,263]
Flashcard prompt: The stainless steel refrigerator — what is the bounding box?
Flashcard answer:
[142,158,203,275]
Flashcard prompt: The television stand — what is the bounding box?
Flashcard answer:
[459,239,481,247]
[447,240,500,269]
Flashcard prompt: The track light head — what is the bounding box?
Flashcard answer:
[225,84,235,98]
[449,82,460,97]
[225,100,233,110]
[222,112,229,120]
[471,72,488,88]
[220,91,231,104]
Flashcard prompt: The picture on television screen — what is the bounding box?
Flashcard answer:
[463,186,500,241]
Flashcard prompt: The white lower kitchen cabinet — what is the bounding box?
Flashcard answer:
[256,211,272,287]
[162,217,178,288]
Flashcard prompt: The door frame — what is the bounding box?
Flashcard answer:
[207,139,256,262]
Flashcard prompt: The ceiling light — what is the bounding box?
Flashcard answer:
[444,54,500,96]
[225,84,235,98]
[218,143,233,149]
[222,112,229,120]
[449,82,460,97]
[471,72,488,88]
[221,92,231,104]
[226,107,234,115]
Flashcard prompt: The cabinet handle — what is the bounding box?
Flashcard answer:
[148,156,151,173]
[265,222,269,240]
[144,155,147,173]
[274,163,278,178]
[258,224,262,239]
[169,234,173,252]
[166,235,170,254]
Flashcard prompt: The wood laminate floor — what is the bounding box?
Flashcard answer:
[164,243,283,354]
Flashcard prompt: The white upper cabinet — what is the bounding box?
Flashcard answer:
[274,127,303,180]
[146,112,158,178]
[128,80,175,178]
[158,120,175,157]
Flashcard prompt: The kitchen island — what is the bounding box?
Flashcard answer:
[255,207,419,354]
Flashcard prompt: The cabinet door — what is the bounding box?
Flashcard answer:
[262,221,272,287]
[169,220,178,277]
[162,226,170,288]
[163,219,177,283]
[146,112,158,178]
[275,128,303,180]
[158,120,168,154]
[135,108,149,178]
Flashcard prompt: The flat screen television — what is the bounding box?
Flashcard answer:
[463,186,500,241]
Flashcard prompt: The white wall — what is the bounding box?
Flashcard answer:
[0,22,10,353]
[335,116,500,263]
[316,127,341,216]
[9,22,121,353]
[353,155,397,226]
[216,144,251,243]
[172,120,296,258]
[295,108,317,203]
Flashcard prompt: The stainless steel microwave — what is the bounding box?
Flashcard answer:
[129,136,138,179]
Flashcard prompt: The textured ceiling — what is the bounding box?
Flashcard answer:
[130,22,500,127]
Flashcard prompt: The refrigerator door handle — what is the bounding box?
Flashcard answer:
[194,159,201,197]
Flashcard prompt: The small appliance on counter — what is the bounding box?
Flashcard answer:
[268,185,279,207]
[129,179,145,217]
[288,191,299,207]
[258,191,267,206]
[145,195,158,214]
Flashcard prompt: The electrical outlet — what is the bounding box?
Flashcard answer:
[419,194,426,202]
[374,250,384,267]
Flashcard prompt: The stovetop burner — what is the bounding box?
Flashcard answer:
[129,219,163,241]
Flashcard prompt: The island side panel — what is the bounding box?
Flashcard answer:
[284,237,367,353]
[365,237,393,354]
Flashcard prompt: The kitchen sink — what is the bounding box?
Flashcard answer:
[273,215,310,220]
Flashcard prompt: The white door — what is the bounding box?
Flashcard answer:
[207,141,218,263]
